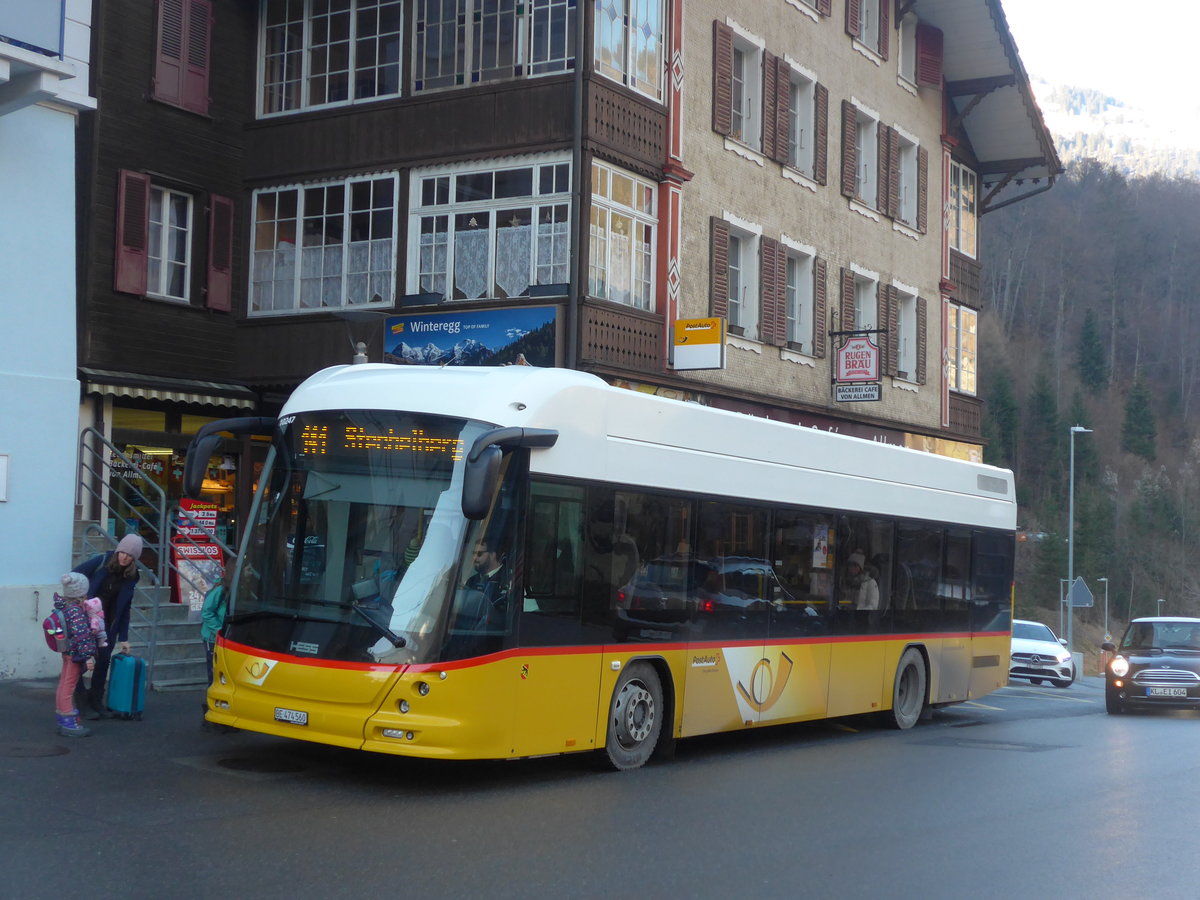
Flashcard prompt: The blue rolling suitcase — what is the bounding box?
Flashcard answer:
[107,652,146,720]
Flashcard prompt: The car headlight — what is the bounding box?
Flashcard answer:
[1110,656,1130,677]
[1057,652,1072,665]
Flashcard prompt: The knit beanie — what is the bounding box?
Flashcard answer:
[848,551,866,568]
[61,572,89,599]
[116,533,144,559]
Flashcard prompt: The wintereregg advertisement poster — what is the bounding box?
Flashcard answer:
[384,306,557,367]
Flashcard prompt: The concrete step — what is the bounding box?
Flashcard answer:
[148,656,209,689]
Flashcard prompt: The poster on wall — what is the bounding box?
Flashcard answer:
[172,543,224,618]
[384,306,557,367]
[177,498,219,538]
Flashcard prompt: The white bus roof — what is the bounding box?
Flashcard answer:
[284,365,1015,530]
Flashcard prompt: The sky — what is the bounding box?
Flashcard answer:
[999,0,1193,116]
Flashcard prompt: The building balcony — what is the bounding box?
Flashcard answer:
[948,392,982,439]
[579,301,663,375]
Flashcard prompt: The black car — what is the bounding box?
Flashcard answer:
[1102,617,1200,714]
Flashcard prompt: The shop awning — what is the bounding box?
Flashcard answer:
[80,368,258,410]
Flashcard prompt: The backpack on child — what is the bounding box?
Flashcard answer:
[43,608,69,653]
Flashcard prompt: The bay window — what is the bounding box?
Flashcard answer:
[948,302,977,394]
[594,0,664,101]
[589,161,657,310]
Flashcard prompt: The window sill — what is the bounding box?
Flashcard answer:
[891,378,918,394]
[849,199,881,222]
[896,76,917,97]
[727,334,763,354]
[724,137,766,167]
[892,220,920,241]
[782,167,818,192]
[852,40,883,66]
[783,0,820,22]
[780,346,816,367]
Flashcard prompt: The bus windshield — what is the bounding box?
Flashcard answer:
[226,409,493,666]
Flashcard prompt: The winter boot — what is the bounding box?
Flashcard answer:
[56,711,92,738]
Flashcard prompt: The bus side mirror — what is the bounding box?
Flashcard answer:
[1101,641,1116,652]
[462,444,502,520]
[183,416,277,499]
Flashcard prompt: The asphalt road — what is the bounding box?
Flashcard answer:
[3,674,1198,899]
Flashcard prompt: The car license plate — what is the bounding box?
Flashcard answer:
[1148,687,1187,698]
[274,707,308,725]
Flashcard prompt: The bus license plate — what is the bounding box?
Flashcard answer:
[274,707,309,725]
[1148,687,1187,698]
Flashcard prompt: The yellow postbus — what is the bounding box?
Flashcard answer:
[187,365,1015,769]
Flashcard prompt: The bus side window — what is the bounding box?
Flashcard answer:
[525,482,583,615]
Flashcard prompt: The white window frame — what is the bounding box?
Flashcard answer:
[594,0,665,102]
[896,130,918,227]
[147,186,193,303]
[589,161,657,310]
[408,155,572,303]
[856,0,880,55]
[726,220,761,340]
[786,61,816,178]
[729,26,764,151]
[854,106,879,208]
[894,283,918,380]
[948,302,978,395]
[250,172,400,316]
[853,268,878,331]
[948,160,978,258]
[783,241,815,354]
[898,13,918,85]
[414,0,577,94]
[259,0,404,117]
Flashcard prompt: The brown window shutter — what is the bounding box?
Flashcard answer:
[182,0,213,115]
[840,267,856,330]
[885,285,900,375]
[114,170,151,296]
[207,194,234,311]
[760,237,778,345]
[814,83,829,185]
[841,100,857,199]
[878,0,890,60]
[916,24,944,87]
[887,128,901,218]
[916,296,928,384]
[710,217,730,318]
[774,57,792,165]
[817,0,832,16]
[762,53,779,161]
[153,0,185,106]
[774,244,788,344]
[813,257,828,357]
[845,0,861,39]
[876,124,890,213]
[916,146,929,233]
[712,21,734,137]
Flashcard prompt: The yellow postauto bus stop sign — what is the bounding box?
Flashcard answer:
[672,317,725,370]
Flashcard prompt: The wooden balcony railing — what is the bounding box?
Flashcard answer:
[579,302,663,374]
[948,392,982,438]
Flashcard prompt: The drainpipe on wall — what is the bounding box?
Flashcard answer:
[566,0,586,370]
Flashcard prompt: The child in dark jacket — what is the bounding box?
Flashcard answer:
[54,573,98,737]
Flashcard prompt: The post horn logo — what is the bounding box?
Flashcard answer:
[736,652,794,712]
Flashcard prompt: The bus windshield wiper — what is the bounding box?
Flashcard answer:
[350,602,406,648]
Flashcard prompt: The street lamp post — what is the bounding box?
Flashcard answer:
[1098,576,1109,640]
[1067,425,1093,657]
[1158,598,1165,616]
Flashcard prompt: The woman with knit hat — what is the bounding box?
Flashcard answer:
[54,572,98,737]
[72,533,143,719]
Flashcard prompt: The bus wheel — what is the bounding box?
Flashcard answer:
[603,663,663,770]
[888,648,927,730]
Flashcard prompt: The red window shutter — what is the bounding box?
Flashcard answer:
[916,24,944,87]
[812,257,827,358]
[840,100,857,199]
[207,194,234,311]
[153,0,185,106]
[760,237,777,345]
[916,296,928,384]
[817,0,832,17]
[761,53,779,161]
[878,0,890,60]
[182,0,213,115]
[710,217,730,318]
[814,83,829,185]
[114,170,151,296]
[712,21,734,138]
[840,267,856,330]
[876,124,890,213]
[916,146,929,233]
[845,0,861,39]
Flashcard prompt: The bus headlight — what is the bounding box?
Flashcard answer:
[1110,656,1130,677]
[398,699,410,713]
[417,681,431,696]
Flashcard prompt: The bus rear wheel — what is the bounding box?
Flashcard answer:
[887,648,927,729]
[603,663,663,770]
